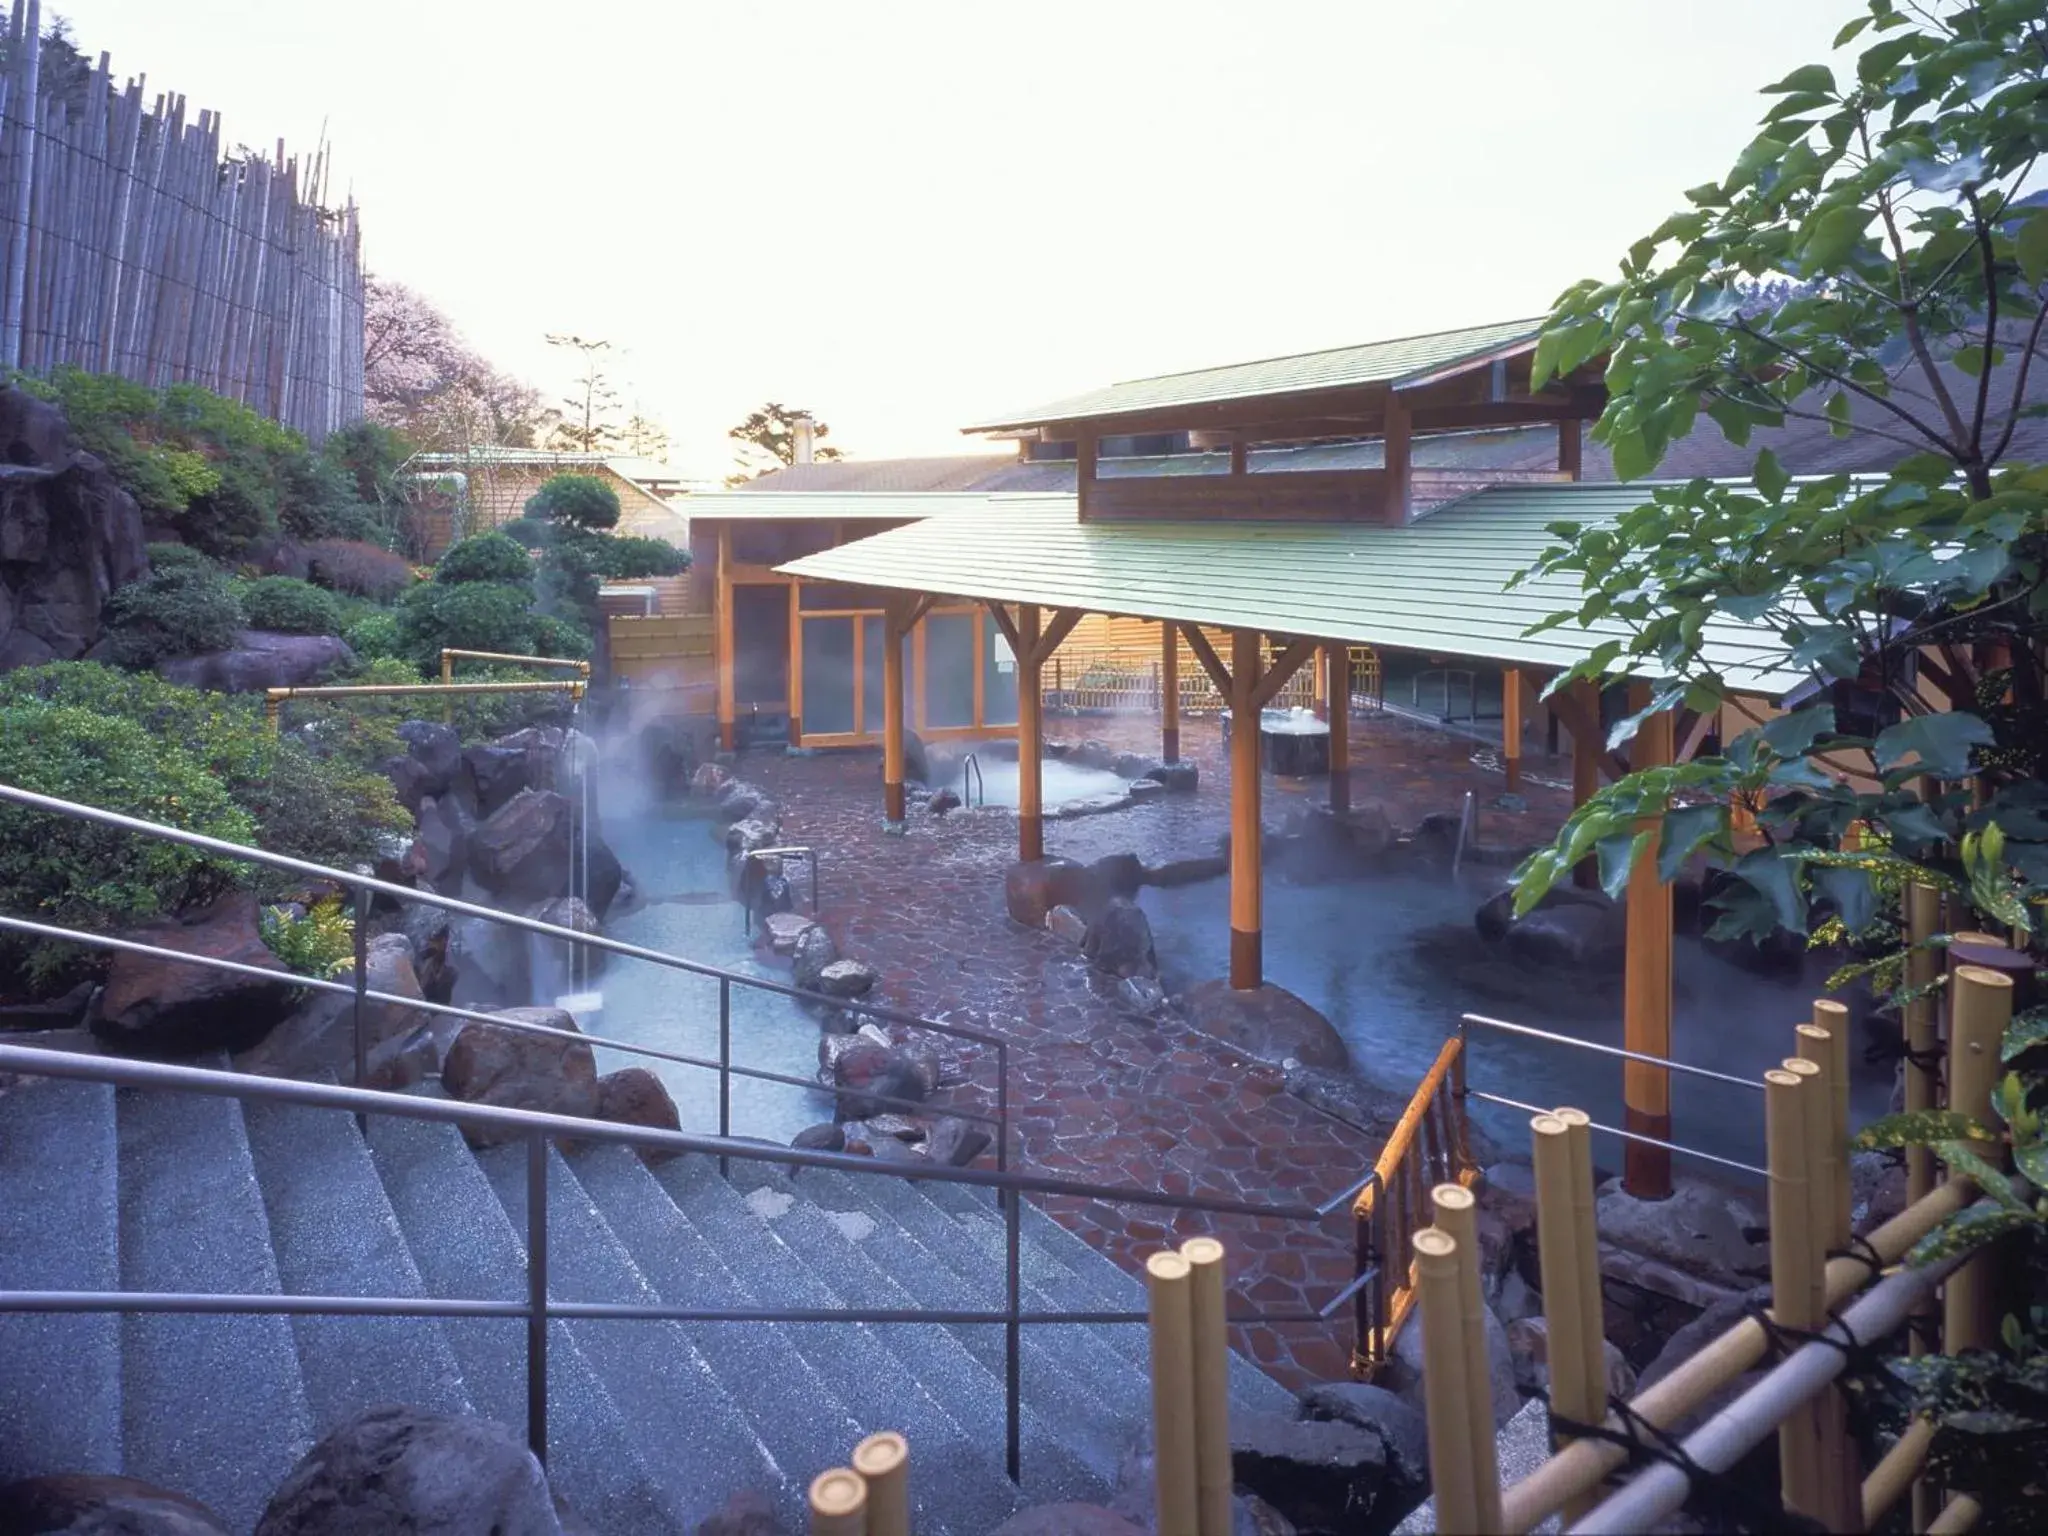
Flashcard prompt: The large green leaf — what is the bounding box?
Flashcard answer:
[1933,1142,2027,1211]
[2017,210,2048,288]
[2004,1007,2048,1063]
[1857,1109,1993,1149]
[1800,205,1870,269]
[1735,845,1807,935]
[1872,713,1995,778]
[1813,864,1877,935]
[1906,1205,2038,1268]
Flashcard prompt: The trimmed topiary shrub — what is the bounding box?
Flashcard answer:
[526,473,620,531]
[304,538,413,600]
[396,580,541,666]
[100,562,245,666]
[434,532,534,586]
[585,531,688,579]
[342,611,404,661]
[234,576,344,636]
[142,541,214,576]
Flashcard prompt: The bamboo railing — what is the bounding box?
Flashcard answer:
[0,1,363,438]
[1352,1033,1478,1374]
[1405,956,2013,1535]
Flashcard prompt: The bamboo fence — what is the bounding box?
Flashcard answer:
[0,0,363,438]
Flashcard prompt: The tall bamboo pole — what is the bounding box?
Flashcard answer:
[1147,1249,1199,1536]
[1414,1227,1484,1536]
[1789,1036,1862,1532]
[1181,1237,1233,1536]
[1944,965,2014,1356]
[1767,1066,1824,1519]
[2,0,42,372]
[1903,884,1942,1208]
[807,1468,866,1536]
[1531,1113,1600,1524]
[851,1433,907,1536]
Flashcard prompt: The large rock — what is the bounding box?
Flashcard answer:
[693,1488,787,1536]
[1081,897,1156,979]
[815,959,878,999]
[464,745,531,818]
[1230,1411,1387,1536]
[441,1007,598,1146]
[252,1404,560,1535]
[714,779,774,824]
[595,1067,680,1153]
[1595,1173,1770,1291]
[93,892,297,1057]
[409,794,472,889]
[0,387,149,671]
[1183,980,1350,1072]
[1144,761,1200,793]
[791,925,841,991]
[0,1474,231,1535]
[1298,1382,1430,1495]
[156,630,355,693]
[527,896,604,976]
[1505,1314,1637,1401]
[469,790,573,903]
[927,1115,993,1167]
[396,720,463,800]
[829,1042,928,1120]
[1473,879,1610,943]
[638,715,713,797]
[1387,1299,1520,1430]
[447,915,529,1009]
[236,932,434,1086]
[1005,857,1088,928]
[1502,898,1627,972]
[990,1507,1145,1536]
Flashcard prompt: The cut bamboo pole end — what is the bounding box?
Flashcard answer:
[1766,1066,1822,1520]
[1809,1003,1854,1247]
[851,1433,908,1536]
[1414,1227,1483,1536]
[1946,966,2015,1357]
[808,1467,867,1535]
[1147,1249,1199,1536]
[1180,1237,1233,1536]
[1552,1107,1607,1438]
[1530,1116,1592,1464]
[1432,1184,1503,1533]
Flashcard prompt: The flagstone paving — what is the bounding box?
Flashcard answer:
[739,710,1574,1390]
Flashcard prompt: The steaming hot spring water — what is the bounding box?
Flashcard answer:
[945,756,1130,808]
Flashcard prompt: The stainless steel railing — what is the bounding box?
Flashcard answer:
[0,780,1379,1485]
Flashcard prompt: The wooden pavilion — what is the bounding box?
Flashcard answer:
[779,319,1799,1198]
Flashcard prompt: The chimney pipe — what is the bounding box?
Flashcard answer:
[793,415,816,465]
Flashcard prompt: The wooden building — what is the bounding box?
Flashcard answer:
[407,450,690,558]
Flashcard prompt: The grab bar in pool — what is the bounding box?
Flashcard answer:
[961,753,985,809]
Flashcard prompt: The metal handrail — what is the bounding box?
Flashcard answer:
[961,753,985,809]
[0,779,1381,1485]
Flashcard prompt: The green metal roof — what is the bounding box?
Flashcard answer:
[682,491,1070,522]
[777,483,1795,697]
[965,317,1545,433]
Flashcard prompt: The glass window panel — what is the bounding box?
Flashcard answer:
[981,611,1018,726]
[800,616,856,736]
[861,617,894,734]
[923,613,975,728]
[732,585,790,706]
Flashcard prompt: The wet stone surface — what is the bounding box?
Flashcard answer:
[738,711,1574,1390]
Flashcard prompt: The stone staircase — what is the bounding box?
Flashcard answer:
[0,1071,1298,1534]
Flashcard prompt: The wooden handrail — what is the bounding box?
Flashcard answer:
[1357,1035,1466,1220]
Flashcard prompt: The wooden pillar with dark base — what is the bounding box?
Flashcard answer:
[1229,629,1264,991]
[1328,644,1350,815]
[882,598,908,830]
[1623,698,1676,1199]
[786,581,803,747]
[1161,621,1180,764]
[1018,605,1045,863]
[715,524,736,751]
[1502,666,1523,793]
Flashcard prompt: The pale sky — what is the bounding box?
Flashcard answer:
[62,1,1854,477]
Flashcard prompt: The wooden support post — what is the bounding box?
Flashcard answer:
[1182,1238,1233,1536]
[1558,417,1583,480]
[1413,1228,1484,1535]
[807,1468,867,1535]
[1161,621,1180,764]
[1532,1113,1603,1525]
[1311,641,1329,720]
[1382,393,1412,523]
[1789,1036,1862,1532]
[882,600,908,829]
[787,581,804,745]
[440,651,454,725]
[1945,965,2015,1356]
[715,524,736,751]
[1147,1250,1199,1536]
[1501,666,1524,793]
[1229,629,1263,991]
[1766,1066,1823,1520]
[852,1433,907,1536]
[1622,701,1675,1198]
[1328,645,1351,815]
[1018,604,1044,862]
[1570,678,1602,889]
[1431,1186,1503,1533]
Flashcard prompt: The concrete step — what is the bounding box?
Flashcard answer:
[241,1094,472,1428]
[659,1154,1033,1534]
[568,1145,872,1526]
[0,1076,122,1480]
[366,1110,680,1536]
[115,1082,313,1534]
[793,1169,1146,1485]
[921,1178,1302,1419]
[479,1141,780,1530]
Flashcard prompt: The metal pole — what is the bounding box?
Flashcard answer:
[718,977,731,1178]
[351,886,370,1130]
[1005,1175,1022,1485]
[526,1129,549,1466]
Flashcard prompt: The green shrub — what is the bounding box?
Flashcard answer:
[526,473,620,531]
[142,541,215,576]
[304,539,413,600]
[586,532,688,579]
[444,663,581,738]
[343,611,404,661]
[0,703,254,987]
[320,422,411,508]
[260,896,355,977]
[396,580,542,666]
[179,462,273,555]
[435,532,534,587]
[234,576,344,636]
[101,563,245,666]
[531,613,593,659]
[493,515,556,549]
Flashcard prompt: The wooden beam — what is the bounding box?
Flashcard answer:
[1180,624,1233,697]
[882,598,909,826]
[1407,400,1599,432]
[1076,434,1098,520]
[1623,693,1676,1199]
[1382,393,1411,523]
[1018,605,1045,861]
[1328,645,1351,815]
[1502,666,1524,792]
[1676,708,1717,764]
[1161,622,1180,764]
[905,592,937,630]
[984,600,1021,656]
[1229,628,1264,990]
[1031,606,1085,667]
[1547,680,1630,782]
[1558,417,1583,480]
[1229,434,1248,476]
[1250,637,1318,711]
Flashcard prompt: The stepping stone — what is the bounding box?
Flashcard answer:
[764,912,816,955]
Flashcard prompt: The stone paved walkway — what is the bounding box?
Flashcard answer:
[741,708,1575,1389]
